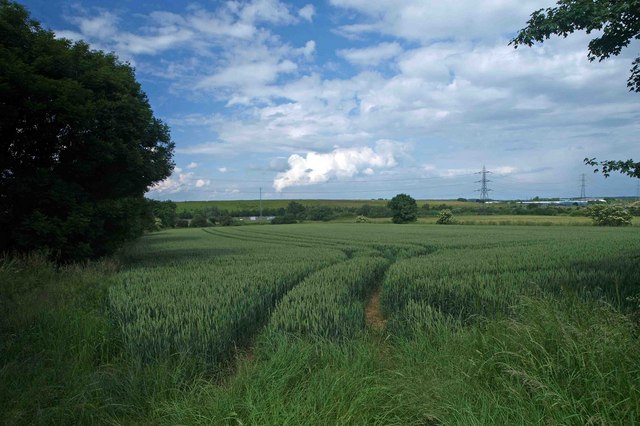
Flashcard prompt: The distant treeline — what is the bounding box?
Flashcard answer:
[146,200,635,229]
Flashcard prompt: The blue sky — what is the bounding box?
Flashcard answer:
[22,0,640,200]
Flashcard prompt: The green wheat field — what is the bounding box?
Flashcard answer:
[2,223,640,425]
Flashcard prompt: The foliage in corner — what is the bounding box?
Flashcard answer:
[586,204,632,226]
[0,1,174,261]
[388,194,418,224]
[584,158,640,179]
[511,0,640,92]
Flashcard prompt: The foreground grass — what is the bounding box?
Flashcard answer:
[2,226,640,425]
[158,296,639,425]
[0,255,203,425]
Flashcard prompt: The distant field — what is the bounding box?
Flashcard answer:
[421,214,594,225]
[174,198,489,213]
[332,214,624,226]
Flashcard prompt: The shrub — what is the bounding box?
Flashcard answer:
[388,194,418,224]
[306,206,336,221]
[286,201,306,221]
[189,214,210,228]
[175,219,189,228]
[436,209,455,224]
[218,215,235,226]
[358,204,393,218]
[586,204,632,226]
[271,215,297,225]
[355,215,370,223]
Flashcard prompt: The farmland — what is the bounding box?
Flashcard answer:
[174,198,483,214]
[2,223,640,424]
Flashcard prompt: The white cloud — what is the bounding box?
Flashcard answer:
[116,29,193,55]
[74,11,118,39]
[338,42,403,67]
[239,0,297,25]
[197,58,297,91]
[218,167,228,173]
[298,4,315,22]
[330,0,550,42]
[187,162,198,169]
[298,40,316,59]
[149,170,193,194]
[273,141,398,191]
[195,179,210,187]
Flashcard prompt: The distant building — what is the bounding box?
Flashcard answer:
[518,198,605,206]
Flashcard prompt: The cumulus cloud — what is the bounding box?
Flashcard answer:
[187,162,198,169]
[273,141,398,191]
[298,4,315,22]
[297,40,316,59]
[218,167,228,173]
[57,0,303,59]
[338,42,403,67]
[330,0,546,42]
[149,170,194,194]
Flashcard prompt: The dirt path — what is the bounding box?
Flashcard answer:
[365,287,386,331]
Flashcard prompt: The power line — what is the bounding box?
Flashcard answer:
[475,165,492,202]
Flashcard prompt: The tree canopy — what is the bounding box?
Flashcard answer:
[0,0,174,261]
[388,194,418,224]
[511,0,640,179]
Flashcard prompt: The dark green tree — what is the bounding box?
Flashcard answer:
[147,200,177,229]
[388,194,418,224]
[286,201,306,221]
[306,205,336,221]
[0,1,174,261]
[511,0,640,179]
[189,214,209,228]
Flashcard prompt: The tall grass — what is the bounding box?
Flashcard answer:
[2,225,640,425]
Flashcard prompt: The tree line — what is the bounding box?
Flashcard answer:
[0,1,174,261]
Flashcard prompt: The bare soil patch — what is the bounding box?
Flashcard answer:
[365,288,386,331]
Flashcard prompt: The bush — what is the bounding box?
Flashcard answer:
[271,215,297,225]
[218,215,234,226]
[190,214,210,228]
[286,202,306,221]
[388,194,418,224]
[306,206,336,221]
[175,219,189,228]
[358,204,393,218]
[586,205,632,226]
[436,209,455,224]
[355,215,370,223]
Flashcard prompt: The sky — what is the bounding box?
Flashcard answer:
[21,0,640,201]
